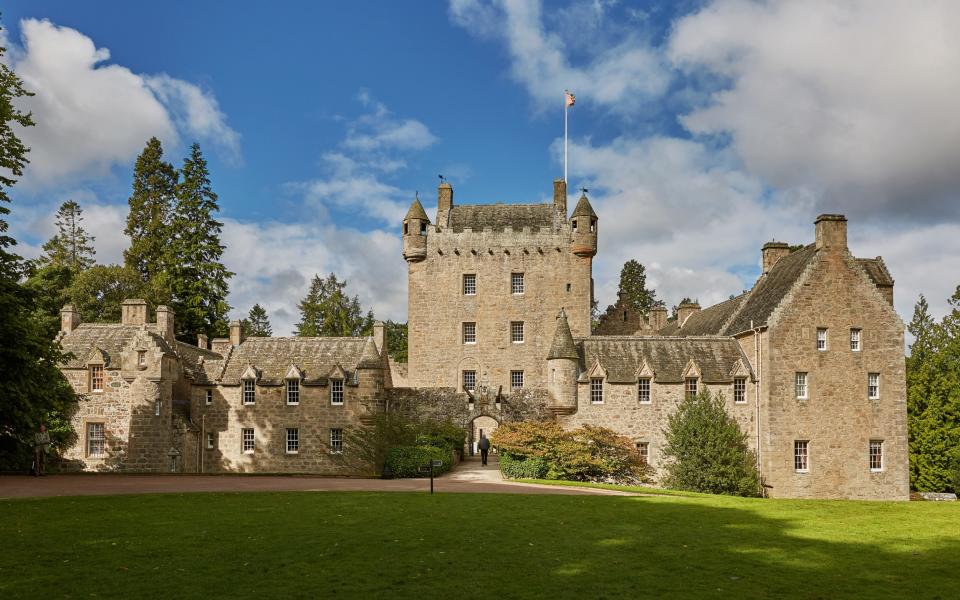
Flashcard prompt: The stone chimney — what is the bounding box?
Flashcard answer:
[229,320,244,347]
[677,301,701,327]
[197,334,209,350]
[121,299,148,326]
[211,338,231,355]
[436,181,453,228]
[815,214,847,251]
[553,179,567,219]
[156,305,175,343]
[372,321,386,355]
[60,304,81,334]
[649,306,668,331]
[762,241,791,274]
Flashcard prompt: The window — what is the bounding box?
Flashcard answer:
[636,442,649,464]
[511,272,525,295]
[590,378,603,404]
[794,440,809,472]
[242,428,255,454]
[463,322,477,344]
[86,423,104,457]
[869,440,884,472]
[286,428,299,454]
[205,389,213,405]
[138,351,147,366]
[590,219,596,233]
[206,432,215,450]
[510,321,524,343]
[420,222,427,234]
[90,365,104,392]
[511,370,524,390]
[286,379,300,405]
[638,378,651,404]
[817,328,828,351]
[242,379,256,405]
[566,283,571,292]
[154,400,162,417]
[331,379,344,405]
[795,372,808,400]
[403,223,408,235]
[330,428,343,453]
[462,370,476,392]
[734,378,747,404]
[685,377,698,400]
[463,274,476,295]
[850,328,861,352]
[868,373,880,400]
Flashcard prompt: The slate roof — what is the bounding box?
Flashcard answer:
[658,293,748,337]
[579,336,751,383]
[547,310,579,360]
[404,198,430,222]
[857,258,893,287]
[571,194,597,219]
[447,203,554,232]
[175,341,225,383]
[58,324,173,368]
[218,337,377,384]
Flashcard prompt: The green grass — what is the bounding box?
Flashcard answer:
[2,491,959,599]
[514,478,710,497]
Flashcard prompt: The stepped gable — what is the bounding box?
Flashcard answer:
[659,293,749,337]
[175,341,223,383]
[579,336,752,383]
[218,337,371,385]
[58,323,172,368]
[857,257,894,286]
[447,203,553,232]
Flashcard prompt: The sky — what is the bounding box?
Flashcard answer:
[3,0,960,337]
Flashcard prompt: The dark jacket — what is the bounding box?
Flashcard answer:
[478,437,490,451]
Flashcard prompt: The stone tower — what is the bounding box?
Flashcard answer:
[546,308,579,415]
[402,197,430,263]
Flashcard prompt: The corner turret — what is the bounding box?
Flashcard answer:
[402,196,430,263]
[570,192,597,257]
[547,309,579,415]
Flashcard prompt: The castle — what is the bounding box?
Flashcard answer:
[54,179,909,500]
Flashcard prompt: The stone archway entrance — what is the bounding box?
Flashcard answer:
[467,414,500,456]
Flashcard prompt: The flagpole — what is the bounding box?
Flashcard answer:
[564,91,568,183]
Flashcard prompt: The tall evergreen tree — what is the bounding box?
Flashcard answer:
[0,24,77,468]
[296,273,374,337]
[168,143,232,341]
[124,137,177,287]
[617,259,657,313]
[243,303,272,337]
[40,200,96,272]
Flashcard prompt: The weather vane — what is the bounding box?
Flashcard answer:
[438,174,446,184]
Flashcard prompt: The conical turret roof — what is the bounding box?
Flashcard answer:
[571,193,597,219]
[547,309,579,360]
[357,336,381,369]
[404,198,430,222]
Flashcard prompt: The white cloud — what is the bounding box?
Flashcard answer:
[7,18,240,187]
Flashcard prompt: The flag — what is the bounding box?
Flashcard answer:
[565,90,575,107]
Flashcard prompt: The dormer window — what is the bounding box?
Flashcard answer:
[331,379,344,405]
[286,379,300,405]
[90,365,104,393]
[685,377,698,400]
[242,379,256,405]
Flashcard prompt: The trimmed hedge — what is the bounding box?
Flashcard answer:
[500,453,548,479]
[385,445,452,478]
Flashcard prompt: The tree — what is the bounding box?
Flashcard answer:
[384,320,408,362]
[243,303,272,337]
[66,265,161,323]
[0,23,77,469]
[39,200,96,273]
[167,143,232,341]
[22,263,74,339]
[296,273,374,337]
[662,390,761,496]
[617,259,657,314]
[124,137,177,287]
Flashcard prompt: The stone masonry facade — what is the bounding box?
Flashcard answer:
[54,179,908,499]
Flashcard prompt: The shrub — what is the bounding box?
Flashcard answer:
[662,390,761,497]
[385,445,452,478]
[950,449,960,494]
[416,421,466,458]
[499,453,549,479]
[341,412,463,475]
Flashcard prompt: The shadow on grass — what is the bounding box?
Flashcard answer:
[0,492,957,598]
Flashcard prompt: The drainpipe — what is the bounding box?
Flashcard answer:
[752,320,763,495]
[200,414,205,474]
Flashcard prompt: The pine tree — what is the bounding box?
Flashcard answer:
[617,259,657,313]
[40,200,96,272]
[168,143,232,341]
[296,273,374,337]
[243,303,272,337]
[0,24,77,468]
[124,137,177,288]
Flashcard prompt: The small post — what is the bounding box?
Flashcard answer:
[430,463,434,494]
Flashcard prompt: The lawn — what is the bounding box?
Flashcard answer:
[1,491,958,599]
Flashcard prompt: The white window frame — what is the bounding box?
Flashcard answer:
[510,321,524,344]
[734,377,747,404]
[462,322,477,344]
[90,365,104,393]
[510,370,524,390]
[205,389,213,406]
[794,440,809,473]
[817,328,828,351]
[206,432,215,450]
[462,370,476,392]
[685,377,698,400]
[869,440,884,472]
[463,273,476,296]
[86,422,105,457]
[868,373,880,400]
[330,428,343,454]
[636,442,649,464]
[511,272,525,295]
[638,378,651,404]
[242,428,255,454]
[286,378,300,405]
[590,378,604,404]
[138,351,147,367]
[850,328,861,352]
[795,372,808,400]
[286,428,299,454]
[242,379,256,405]
[330,379,344,405]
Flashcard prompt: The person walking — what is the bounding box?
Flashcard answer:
[34,423,51,476]
[478,434,490,466]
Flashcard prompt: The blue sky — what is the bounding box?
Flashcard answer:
[4,1,960,335]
